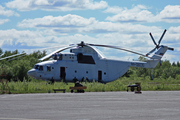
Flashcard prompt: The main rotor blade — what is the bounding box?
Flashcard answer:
[149,33,157,46]
[0,53,26,61]
[88,44,152,59]
[7,54,27,61]
[39,46,73,61]
[158,29,166,45]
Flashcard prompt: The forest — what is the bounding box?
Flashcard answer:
[0,48,180,82]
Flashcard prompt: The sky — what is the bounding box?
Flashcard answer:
[0,0,180,63]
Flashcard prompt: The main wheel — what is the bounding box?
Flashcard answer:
[82,90,84,93]
[131,87,134,92]
[137,86,141,91]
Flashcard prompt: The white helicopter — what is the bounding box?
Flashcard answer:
[0,29,174,83]
[26,29,174,83]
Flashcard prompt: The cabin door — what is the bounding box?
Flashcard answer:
[60,67,66,81]
[98,70,102,82]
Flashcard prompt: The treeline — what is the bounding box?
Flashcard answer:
[0,48,180,82]
[0,48,46,82]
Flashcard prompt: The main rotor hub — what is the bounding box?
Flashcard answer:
[78,41,86,47]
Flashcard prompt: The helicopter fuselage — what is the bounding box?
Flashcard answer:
[27,46,131,83]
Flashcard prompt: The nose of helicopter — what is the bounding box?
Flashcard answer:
[27,69,36,77]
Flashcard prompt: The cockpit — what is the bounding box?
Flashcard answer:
[34,65,43,71]
[33,64,54,72]
[34,65,39,69]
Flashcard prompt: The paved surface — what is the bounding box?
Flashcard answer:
[0,91,180,120]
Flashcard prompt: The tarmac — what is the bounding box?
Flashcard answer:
[0,91,180,120]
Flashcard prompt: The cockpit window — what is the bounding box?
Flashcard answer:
[34,65,39,70]
[39,66,43,71]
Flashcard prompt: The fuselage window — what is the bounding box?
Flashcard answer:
[39,66,43,71]
[47,66,51,71]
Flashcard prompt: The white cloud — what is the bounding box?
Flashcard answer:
[169,26,180,34]
[158,5,180,23]
[17,14,163,35]
[6,0,108,11]
[15,14,179,55]
[0,5,20,17]
[103,6,123,14]
[0,29,43,49]
[105,5,155,22]
[105,5,180,23]
[18,14,98,28]
[0,19,10,25]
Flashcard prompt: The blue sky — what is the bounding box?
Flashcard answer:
[0,0,179,63]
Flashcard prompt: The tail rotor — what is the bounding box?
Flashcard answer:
[146,29,167,56]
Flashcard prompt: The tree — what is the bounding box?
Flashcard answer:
[177,61,180,67]
[12,60,31,81]
[172,62,176,67]
[0,48,3,56]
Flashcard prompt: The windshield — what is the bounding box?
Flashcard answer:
[34,65,39,70]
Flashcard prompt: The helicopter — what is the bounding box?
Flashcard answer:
[0,29,174,83]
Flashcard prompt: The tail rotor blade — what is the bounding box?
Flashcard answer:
[168,47,174,51]
[149,47,156,54]
[149,33,157,46]
[146,47,156,56]
[158,29,166,45]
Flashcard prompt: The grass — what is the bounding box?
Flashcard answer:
[1,77,180,94]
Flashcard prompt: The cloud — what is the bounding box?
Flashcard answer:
[15,14,179,54]
[105,5,180,23]
[17,14,163,35]
[105,5,155,23]
[18,14,98,28]
[169,26,180,34]
[0,29,43,49]
[0,5,20,17]
[6,0,108,11]
[158,5,180,23]
[103,6,124,14]
[0,19,10,25]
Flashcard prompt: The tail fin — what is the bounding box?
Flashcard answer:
[143,45,174,69]
[151,46,168,60]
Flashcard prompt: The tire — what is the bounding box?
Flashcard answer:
[131,87,134,92]
[137,86,141,91]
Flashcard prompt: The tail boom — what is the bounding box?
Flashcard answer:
[130,46,171,69]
